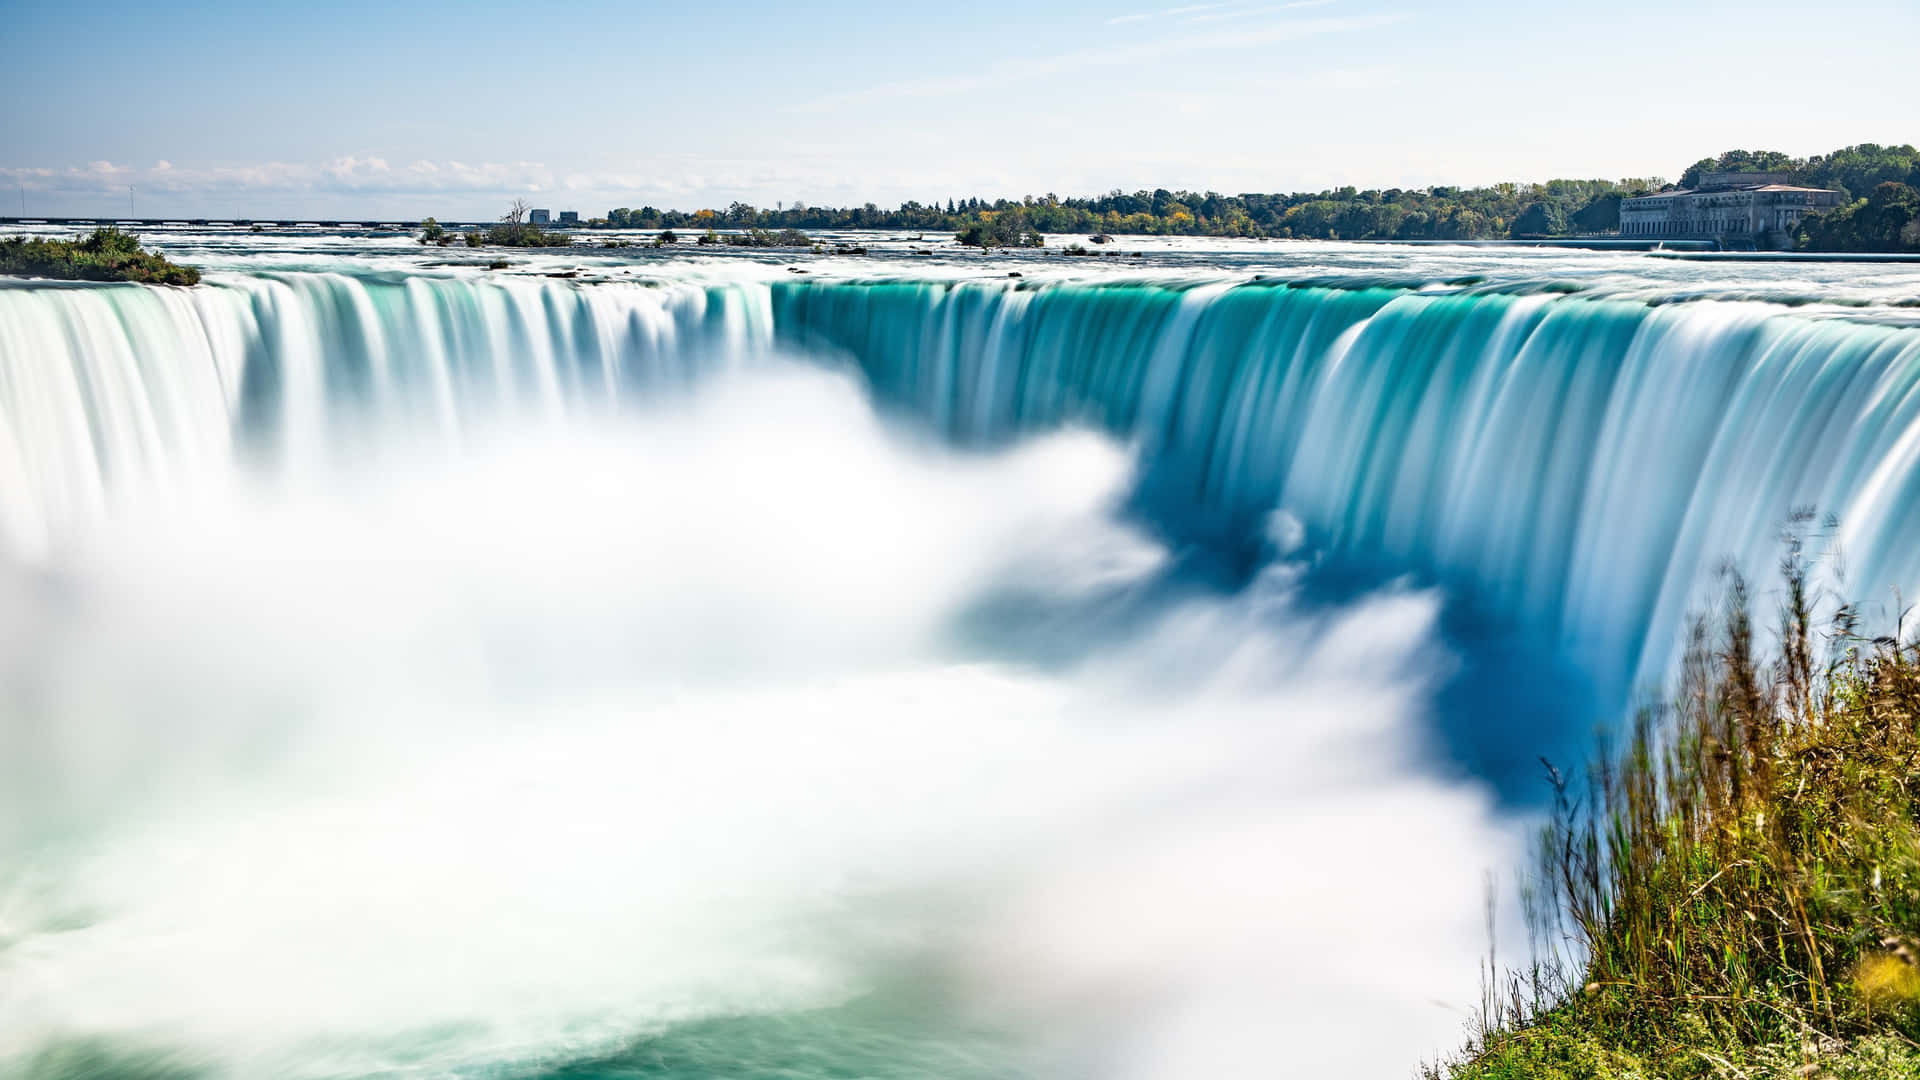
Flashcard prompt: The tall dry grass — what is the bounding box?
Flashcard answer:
[1442,517,1920,1078]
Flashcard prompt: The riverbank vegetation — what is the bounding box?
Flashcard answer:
[588,144,1916,244]
[601,183,1648,243]
[1681,145,1920,201]
[1797,183,1920,253]
[1438,525,1920,1079]
[0,228,201,285]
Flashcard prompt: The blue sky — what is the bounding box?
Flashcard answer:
[2,0,1915,217]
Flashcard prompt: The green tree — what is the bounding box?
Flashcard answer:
[1805,144,1920,201]
[1510,201,1568,237]
[1680,149,1802,187]
[1569,193,1621,232]
[1797,182,1920,252]
[1437,207,1488,239]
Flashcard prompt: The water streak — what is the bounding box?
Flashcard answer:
[773,278,1920,687]
[6,271,1920,690]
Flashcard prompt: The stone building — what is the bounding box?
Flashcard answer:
[1620,173,1842,248]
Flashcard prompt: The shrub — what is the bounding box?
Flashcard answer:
[0,228,201,285]
[715,228,814,248]
[479,222,572,248]
[955,209,1045,248]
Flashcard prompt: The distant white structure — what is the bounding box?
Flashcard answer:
[529,208,552,225]
[1620,173,1842,248]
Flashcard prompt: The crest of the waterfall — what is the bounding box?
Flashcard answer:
[774,277,1920,693]
[8,270,1920,784]
[0,274,776,560]
[7,271,1920,701]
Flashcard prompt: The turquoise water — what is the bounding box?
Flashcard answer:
[2,237,1918,1077]
[771,276,1920,692]
[8,261,1915,691]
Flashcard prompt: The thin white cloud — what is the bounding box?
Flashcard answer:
[1107,3,1226,24]
[1,157,562,199]
[788,13,1405,114]
[1184,1,1338,23]
[1124,64,1397,116]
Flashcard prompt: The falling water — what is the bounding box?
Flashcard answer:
[9,271,1917,688]
[2,256,1918,1077]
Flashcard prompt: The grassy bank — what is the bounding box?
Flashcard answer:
[1439,526,1920,1078]
[0,228,200,285]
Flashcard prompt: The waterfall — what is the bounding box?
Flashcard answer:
[771,279,1920,688]
[5,266,1918,1075]
[5,271,1919,689]
[0,274,770,559]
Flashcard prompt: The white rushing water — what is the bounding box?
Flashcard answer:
[0,365,1518,1079]
[1,235,1917,1077]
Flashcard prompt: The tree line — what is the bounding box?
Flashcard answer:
[599,180,1655,243]
[577,143,1916,249]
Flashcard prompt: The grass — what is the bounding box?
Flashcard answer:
[1437,517,1920,1078]
[0,228,201,285]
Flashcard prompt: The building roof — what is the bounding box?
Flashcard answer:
[1699,171,1797,188]
[1625,183,1837,203]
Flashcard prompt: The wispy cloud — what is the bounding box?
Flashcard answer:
[1,157,563,199]
[1119,64,1398,118]
[1108,2,1332,25]
[1107,3,1225,24]
[788,13,1404,114]
[1183,1,1338,23]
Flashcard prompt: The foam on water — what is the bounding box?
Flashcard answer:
[0,366,1519,1078]
[4,248,1920,1076]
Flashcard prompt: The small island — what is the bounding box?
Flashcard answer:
[420,202,575,248]
[0,227,201,285]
